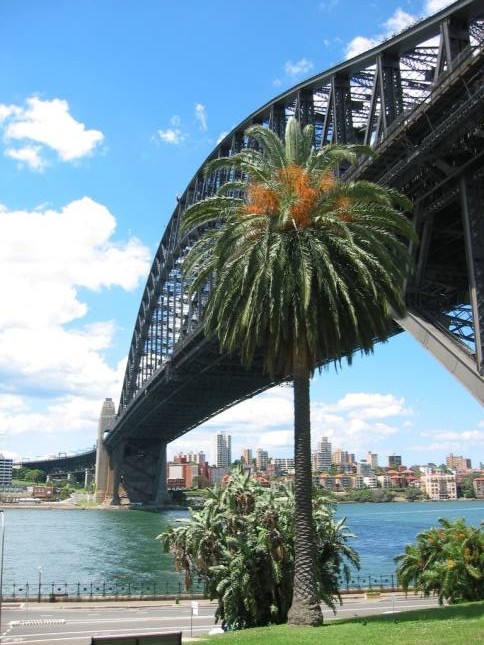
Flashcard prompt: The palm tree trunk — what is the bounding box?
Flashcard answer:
[287,368,323,626]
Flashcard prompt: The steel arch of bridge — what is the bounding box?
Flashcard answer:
[103,0,484,503]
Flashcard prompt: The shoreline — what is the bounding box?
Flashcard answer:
[1,497,481,511]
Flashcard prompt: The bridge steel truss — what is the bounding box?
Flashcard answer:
[102,0,484,504]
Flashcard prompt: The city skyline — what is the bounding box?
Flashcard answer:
[170,433,477,471]
[0,0,482,467]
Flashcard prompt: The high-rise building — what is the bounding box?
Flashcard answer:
[0,454,13,486]
[357,460,372,476]
[332,449,350,466]
[446,453,472,471]
[388,454,402,469]
[366,451,378,469]
[256,448,269,471]
[314,437,332,471]
[215,432,231,469]
[241,449,253,467]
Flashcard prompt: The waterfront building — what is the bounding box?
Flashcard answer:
[473,477,484,498]
[167,462,199,489]
[0,454,13,486]
[446,453,472,471]
[215,432,231,469]
[256,448,269,471]
[30,485,54,500]
[363,475,378,488]
[352,475,365,489]
[377,474,392,488]
[420,473,457,500]
[319,473,353,491]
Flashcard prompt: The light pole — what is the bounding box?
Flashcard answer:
[37,566,42,603]
[0,510,5,642]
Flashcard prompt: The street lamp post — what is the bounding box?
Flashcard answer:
[0,510,5,641]
[37,566,42,603]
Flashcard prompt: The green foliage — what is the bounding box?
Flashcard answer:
[159,471,359,630]
[181,118,415,379]
[395,518,484,605]
[18,467,47,483]
[457,475,478,499]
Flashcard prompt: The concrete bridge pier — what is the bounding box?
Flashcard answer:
[108,442,124,505]
[152,443,170,505]
[94,398,116,504]
[106,437,169,505]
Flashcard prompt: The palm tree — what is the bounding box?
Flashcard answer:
[395,518,484,604]
[180,117,416,625]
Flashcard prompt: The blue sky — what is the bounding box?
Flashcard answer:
[0,0,482,468]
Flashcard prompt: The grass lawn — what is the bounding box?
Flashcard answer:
[196,601,484,645]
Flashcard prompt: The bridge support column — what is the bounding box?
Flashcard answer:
[94,398,116,504]
[460,174,484,374]
[152,443,169,505]
[109,442,124,505]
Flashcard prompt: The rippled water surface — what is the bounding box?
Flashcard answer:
[2,500,482,586]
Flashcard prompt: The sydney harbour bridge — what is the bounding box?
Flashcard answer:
[26,0,483,505]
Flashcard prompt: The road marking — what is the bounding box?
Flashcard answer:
[9,620,66,627]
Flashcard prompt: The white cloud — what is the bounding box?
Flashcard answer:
[425,0,453,14]
[384,9,415,34]
[0,96,104,168]
[284,58,314,77]
[345,36,378,59]
[332,392,411,419]
[318,0,339,10]
[258,430,293,449]
[0,198,150,422]
[411,426,484,458]
[5,145,45,171]
[169,386,413,464]
[216,131,229,144]
[345,8,416,59]
[195,103,207,132]
[0,104,21,122]
[158,128,185,145]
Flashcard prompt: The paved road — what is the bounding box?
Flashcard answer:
[1,593,442,644]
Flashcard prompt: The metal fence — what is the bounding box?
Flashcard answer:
[1,572,400,602]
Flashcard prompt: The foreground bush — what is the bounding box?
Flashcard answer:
[395,517,483,604]
[159,471,358,629]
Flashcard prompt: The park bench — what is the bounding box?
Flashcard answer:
[90,632,182,645]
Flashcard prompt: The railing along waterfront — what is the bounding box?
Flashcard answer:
[2,573,400,602]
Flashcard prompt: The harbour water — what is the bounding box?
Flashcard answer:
[2,500,482,590]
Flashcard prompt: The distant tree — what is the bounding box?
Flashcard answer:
[23,468,46,483]
[371,488,395,503]
[159,471,359,630]
[405,487,424,501]
[395,518,484,604]
[457,475,478,499]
